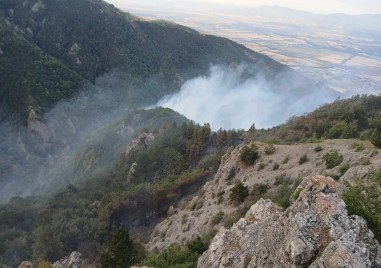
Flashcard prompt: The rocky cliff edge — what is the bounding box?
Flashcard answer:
[198,175,381,268]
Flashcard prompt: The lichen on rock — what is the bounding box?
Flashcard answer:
[198,175,381,268]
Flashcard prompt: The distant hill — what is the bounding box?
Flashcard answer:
[236,5,381,39]
[255,95,381,146]
[0,14,85,124]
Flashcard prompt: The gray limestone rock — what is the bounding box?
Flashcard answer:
[198,176,381,268]
[53,251,82,268]
[18,261,33,268]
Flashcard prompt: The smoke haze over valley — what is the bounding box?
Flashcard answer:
[0,70,195,202]
[0,62,335,201]
[156,65,336,130]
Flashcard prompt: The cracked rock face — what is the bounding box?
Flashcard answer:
[198,175,381,268]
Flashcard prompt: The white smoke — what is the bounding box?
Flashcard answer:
[0,64,338,202]
[156,65,337,130]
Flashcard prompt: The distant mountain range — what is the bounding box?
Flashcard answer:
[227,5,381,39]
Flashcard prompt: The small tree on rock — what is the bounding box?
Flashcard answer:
[240,143,259,165]
[230,182,249,203]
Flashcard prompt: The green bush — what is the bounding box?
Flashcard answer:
[35,260,53,268]
[216,190,225,197]
[298,154,309,165]
[240,144,259,165]
[339,163,350,175]
[251,183,269,196]
[186,237,208,255]
[229,182,249,203]
[361,159,371,166]
[32,226,64,262]
[250,183,270,203]
[223,211,243,229]
[351,142,365,152]
[253,96,380,145]
[257,163,266,171]
[314,145,323,152]
[326,121,358,139]
[282,155,290,164]
[323,150,343,169]
[141,244,199,268]
[271,178,302,209]
[264,143,275,155]
[370,123,381,149]
[274,173,288,186]
[325,172,341,181]
[211,211,224,226]
[372,169,381,186]
[344,184,381,242]
[100,228,140,268]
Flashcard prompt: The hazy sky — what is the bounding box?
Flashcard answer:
[106,0,381,15]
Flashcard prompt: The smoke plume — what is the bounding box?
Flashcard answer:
[156,64,338,130]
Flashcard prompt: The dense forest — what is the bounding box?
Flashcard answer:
[0,120,243,266]
[256,95,381,147]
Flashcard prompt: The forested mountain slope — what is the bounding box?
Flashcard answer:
[0,0,333,201]
[0,95,380,267]
[0,0,311,124]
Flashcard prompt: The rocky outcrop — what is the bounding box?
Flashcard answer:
[27,105,52,144]
[147,140,381,251]
[198,175,381,268]
[18,261,33,268]
[31,0,45,12]
[125,132,155,156]
[124,132,155,182]
[126,162,138,182]
[53,251,82,268]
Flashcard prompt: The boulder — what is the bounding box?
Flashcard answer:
[53,251,82,268]
[198,175,381,268]
[18,261,33,268]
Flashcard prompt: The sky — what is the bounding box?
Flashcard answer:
[105,0,381,15]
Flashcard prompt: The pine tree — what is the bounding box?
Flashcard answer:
[371,126,381,149]
[229,181,249,203]
[100,228,138,268]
